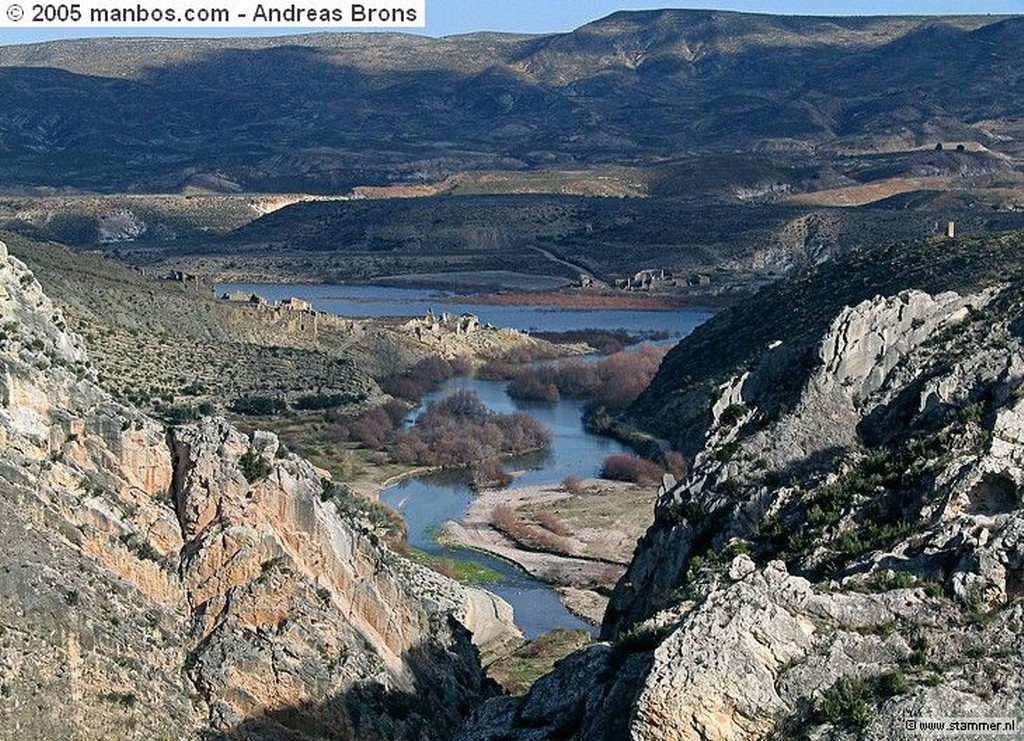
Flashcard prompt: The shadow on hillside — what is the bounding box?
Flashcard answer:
[199,617,498,741]
[7,17,1024,194]
[767,446,849,484]
[0,43,581,192]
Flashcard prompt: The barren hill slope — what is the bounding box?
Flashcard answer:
[0,11,1020,192]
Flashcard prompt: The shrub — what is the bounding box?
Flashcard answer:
[449,355,474,376]
[600,454,664,485]
[347,407,396,449]
[551,360,601,398]
[562,475,587,496]
[536,512,572,537]
[336,390,550,474]
[239,450,272,483]
[616,623,668,653]
[471,456,513,490]
[381,374,429,403]
[592,346,668,410]
[719,403,749,427]
[160,404,198,425]
[531,329,636,354]
[491,504,520,533]
[664,451,688,479]
[815,672,909,730]
[382,398,410,425]
[100,692,138,709]
[179,381,207,396]
[323,482,406,540]
[491,505,569,552]
[411,356,455,384]
[381,356,459,402]
[293,392,362,410]
[713,442,740,463]
[507,373,560,402]
[231,396,286,416]
[476,361,515,381]
[502,344,669,411]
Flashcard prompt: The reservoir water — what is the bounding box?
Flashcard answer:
[222,283,711,637]
[218,282,710,338]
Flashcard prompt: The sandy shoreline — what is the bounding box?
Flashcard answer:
[437,481,651,624]
[345,446,654,627]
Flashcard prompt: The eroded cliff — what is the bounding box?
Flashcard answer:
[0,239,519,740]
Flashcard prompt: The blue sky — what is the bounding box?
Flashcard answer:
[1,0,1021,45]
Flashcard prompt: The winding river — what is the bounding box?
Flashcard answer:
[220,283,711,638]
[382,373,634,638]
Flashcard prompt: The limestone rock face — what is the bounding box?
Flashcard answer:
[0,240,519,739]
[464,284,1024,739]
[171,418,519,737]
[629,557,1022,741]
[0,241,200,739]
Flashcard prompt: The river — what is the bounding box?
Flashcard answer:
[382,373,635,638]
[220,283,711,638]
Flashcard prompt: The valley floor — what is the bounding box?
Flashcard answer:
[440,479,655,624]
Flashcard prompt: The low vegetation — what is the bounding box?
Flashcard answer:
[600,454,666,486]
[530,329,669,355]
[751,444,933,579]
[488,629,593,696]
[491,504,574,554]
[380,356,473,403]
[504,343,670,411]
[398,545,503,584]
[238,450,273,484]
[813,672,909,730]
[320,481,406,541]
[330,390,550,488]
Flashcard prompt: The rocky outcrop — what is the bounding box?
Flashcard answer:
[171,418,519,738]
[463,282,1024,738]
[0,239,520,739]
[0,240,200,739]
[465,553,1023,740]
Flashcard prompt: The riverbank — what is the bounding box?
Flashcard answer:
[437,478,657,624]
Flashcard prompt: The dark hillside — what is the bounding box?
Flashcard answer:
[160,192,1024,287]
[623,230,1024,455]
[0,11,1020,192]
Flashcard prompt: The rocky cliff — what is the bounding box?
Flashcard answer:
[0,239,519,740]
[460,240,1024,738]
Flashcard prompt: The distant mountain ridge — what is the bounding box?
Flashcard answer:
[0,10,1020,192]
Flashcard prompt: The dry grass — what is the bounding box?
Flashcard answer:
[536,512,573,537]
[487,628,592,695]
[492,504,574,555]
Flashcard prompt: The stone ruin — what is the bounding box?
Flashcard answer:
[220,291,323,338]
[616,268,673,291]
[402,309,486,340]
